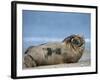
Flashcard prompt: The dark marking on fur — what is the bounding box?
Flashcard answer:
[55,48,61,55]
[47,48,52,56]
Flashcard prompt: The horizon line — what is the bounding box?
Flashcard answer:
[24,37,90,43]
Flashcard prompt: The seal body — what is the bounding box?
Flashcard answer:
[24,35,85,68]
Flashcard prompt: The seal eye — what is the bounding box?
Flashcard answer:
[71,38,80,46]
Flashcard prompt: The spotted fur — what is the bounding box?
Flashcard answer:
[24,34,85,68]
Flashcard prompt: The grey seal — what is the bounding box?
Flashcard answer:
[24,34,85,68]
